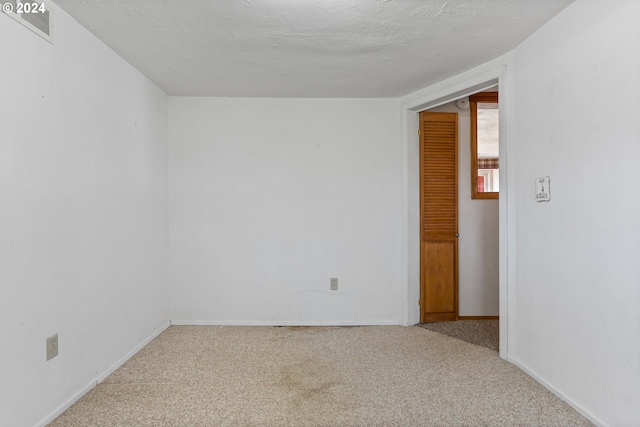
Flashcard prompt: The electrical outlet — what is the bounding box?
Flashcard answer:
[330,277,338,291]
[46,334,58,361]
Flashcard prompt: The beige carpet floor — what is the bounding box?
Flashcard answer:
[418,320,499,352]
[49,326,591,427]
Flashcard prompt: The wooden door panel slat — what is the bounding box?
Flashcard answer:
[423,242,455,313]
[420,111,458,323]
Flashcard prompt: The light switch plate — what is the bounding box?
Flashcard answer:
[536,176,551,202]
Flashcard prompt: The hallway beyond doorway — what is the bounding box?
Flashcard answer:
[419,319,499,351]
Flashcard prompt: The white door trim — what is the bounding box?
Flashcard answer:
[399,55,515,361]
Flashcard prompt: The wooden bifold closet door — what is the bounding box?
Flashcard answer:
[420,111,458,323]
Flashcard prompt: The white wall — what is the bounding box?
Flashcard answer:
[0,5,170,427]
[510,0,640,425]
[429,102,499,316]
[169,98,401,325]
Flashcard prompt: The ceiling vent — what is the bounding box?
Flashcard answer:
[2,1,53,43]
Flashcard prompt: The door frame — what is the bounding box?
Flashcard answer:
[400,61,513,361]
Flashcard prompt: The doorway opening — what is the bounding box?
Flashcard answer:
[417,89,500,350]
[401,68,510,360]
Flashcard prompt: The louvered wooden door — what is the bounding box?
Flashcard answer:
[420,111,458,323]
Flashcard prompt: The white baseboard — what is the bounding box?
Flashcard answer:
[36,321,171,427]
[170,319,401,326]
[509,358,607,427]
[35,379,97,427]
[96,321,171,383]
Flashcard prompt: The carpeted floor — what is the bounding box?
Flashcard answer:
[418,319,499,351]
[49,326,591,427]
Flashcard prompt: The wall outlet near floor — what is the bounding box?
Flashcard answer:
[46,334,58,361]
[330,277,338,290]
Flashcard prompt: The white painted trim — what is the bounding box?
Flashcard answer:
[33,379,96,427]
[170,320,401,326]
[400,55,512,112]
[96,321,171,383]
[499,60,517,362]
[398,53,514,362]
[34,321,171,427]
[399,104,412,327]
[509,358,607,427]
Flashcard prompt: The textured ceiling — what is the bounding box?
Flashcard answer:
[54,0,574,97]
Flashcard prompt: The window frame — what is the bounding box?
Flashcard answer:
[470,92,499,199]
